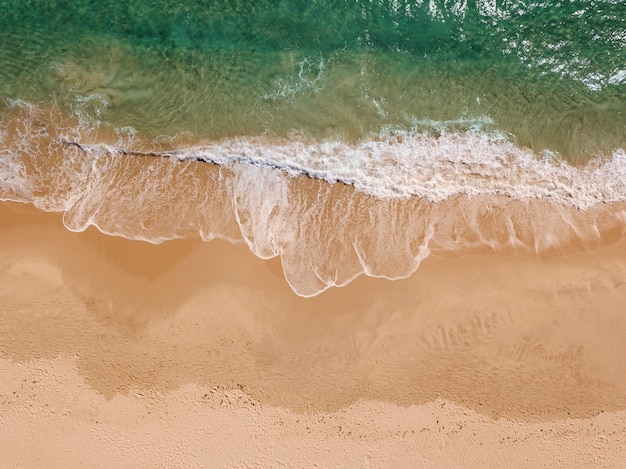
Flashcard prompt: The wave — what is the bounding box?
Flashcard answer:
[2,102,626,296]
[67,131,626,210]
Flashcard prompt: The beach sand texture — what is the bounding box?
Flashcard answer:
[1,201,625,467]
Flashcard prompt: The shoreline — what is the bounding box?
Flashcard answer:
[4,101,626,208]
[1,200,625,414]
[4,103,626,295]
[2,1,625,464]
[1,200,626,464]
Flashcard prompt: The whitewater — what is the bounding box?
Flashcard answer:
[2,102,626,296]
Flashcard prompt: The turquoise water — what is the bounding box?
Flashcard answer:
[1,0,624,158]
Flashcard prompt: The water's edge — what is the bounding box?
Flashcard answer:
[2,105,626,296]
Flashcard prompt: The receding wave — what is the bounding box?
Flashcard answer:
[2,102,626,296]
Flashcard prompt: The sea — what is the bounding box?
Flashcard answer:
[1,0,625,296]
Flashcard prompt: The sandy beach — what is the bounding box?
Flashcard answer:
[2,1,625,466]
[0,199,625,467]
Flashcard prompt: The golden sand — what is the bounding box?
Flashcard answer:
[1,200,625,467]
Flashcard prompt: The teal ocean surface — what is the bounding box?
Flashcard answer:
[2,0,625,151]
[1,0,625,294]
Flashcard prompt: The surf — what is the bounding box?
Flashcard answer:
[2,103,625,297]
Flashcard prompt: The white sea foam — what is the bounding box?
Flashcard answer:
[3,101,626,208]
[8,105,624,210]
[99,132,625,211]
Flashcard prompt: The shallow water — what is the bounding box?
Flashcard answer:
[1,0,625,295]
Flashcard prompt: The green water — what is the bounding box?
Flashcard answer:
[1,0,624,158]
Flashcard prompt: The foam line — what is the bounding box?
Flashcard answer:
[62,135,626,210]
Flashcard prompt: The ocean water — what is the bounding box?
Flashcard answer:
[1,0,625,295]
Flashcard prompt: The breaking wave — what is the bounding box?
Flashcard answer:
[2,102,626,296]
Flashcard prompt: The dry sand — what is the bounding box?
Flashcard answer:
[1,200,625,467]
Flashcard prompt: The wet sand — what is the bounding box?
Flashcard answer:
[1,200,625,467]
